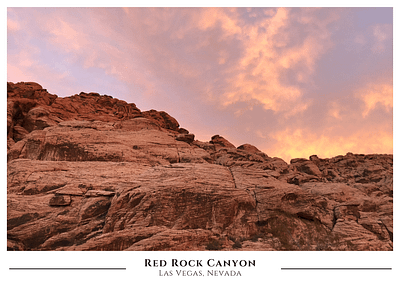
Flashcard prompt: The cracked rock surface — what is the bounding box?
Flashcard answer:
[7,82,393,251]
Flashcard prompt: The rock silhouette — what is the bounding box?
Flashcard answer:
[7,82,393,251]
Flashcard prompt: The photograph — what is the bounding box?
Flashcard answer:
[4,3,397,284]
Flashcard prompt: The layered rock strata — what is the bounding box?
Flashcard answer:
[7,82,393,251]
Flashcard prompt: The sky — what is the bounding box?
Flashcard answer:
[7,6,393,162]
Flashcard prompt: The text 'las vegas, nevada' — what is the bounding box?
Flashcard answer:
[145,258,255,277]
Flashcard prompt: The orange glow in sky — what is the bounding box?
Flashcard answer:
[7,7,393,162]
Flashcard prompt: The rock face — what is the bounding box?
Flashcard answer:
[7,82,393,251]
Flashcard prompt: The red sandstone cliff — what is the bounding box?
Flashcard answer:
[7,82,393,251]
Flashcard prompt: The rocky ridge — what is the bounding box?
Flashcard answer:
[7,82,393,251]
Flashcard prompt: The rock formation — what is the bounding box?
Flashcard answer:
[7,82,393,251]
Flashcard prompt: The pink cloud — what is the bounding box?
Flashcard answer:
[371,24,392,53]
[195,7,242,37]
[46,19,85,52]
[214,8,339,117]
[356,82,393,117]
[7,18,20,32]
[328,101,342,120]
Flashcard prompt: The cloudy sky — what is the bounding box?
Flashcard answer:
[7,7,393,162]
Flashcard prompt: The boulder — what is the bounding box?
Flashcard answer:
[176,133,195,143]
[210,135,236,149]
[237,143,263,154]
